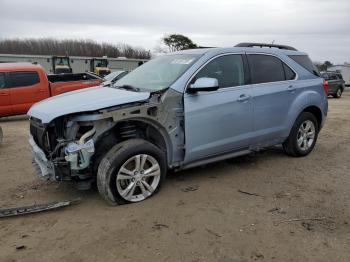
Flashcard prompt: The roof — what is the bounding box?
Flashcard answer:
[0,62,43,71]
[320,71,343,74]
[328,64,350,68]
[173,46,305,57]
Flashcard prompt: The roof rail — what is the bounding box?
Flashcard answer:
[197,46,216,49]
[235,42,298,51]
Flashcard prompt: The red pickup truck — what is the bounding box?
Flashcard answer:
[0,63,103,117]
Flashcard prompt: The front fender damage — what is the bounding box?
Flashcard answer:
[29,88,185,187]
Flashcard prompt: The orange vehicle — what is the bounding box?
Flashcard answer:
[0,63,102,118]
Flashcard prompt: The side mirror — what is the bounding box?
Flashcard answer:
[187,77,219,93]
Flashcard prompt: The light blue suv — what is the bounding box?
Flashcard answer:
[28,43,328,204]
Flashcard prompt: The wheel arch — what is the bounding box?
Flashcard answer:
[284,88,326,137]
[93,118,174,172]
[301,105,323,129]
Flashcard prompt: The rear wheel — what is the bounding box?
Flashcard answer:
[283,112,319,157]
[333,88,342,98]
[97,139,166,205]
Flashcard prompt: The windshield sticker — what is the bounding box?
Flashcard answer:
[171,58,194,65]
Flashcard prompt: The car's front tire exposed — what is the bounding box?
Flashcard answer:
[283,112,319,157]
[97,139,166,205]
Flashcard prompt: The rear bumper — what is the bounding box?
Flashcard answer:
[29,135,56,180]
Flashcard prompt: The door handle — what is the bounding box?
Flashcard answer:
[237,94,251,102]
[288,85,296,92]
[0,92,9,96]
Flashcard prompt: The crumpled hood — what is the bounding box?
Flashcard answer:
[28,86,150,123]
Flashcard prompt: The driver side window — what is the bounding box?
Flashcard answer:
[194,55,245,88]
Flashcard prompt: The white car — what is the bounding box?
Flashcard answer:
[102,71,128,86]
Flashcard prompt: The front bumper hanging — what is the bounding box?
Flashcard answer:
[29,135,55,180]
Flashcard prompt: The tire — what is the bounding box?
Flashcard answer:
[283,112,319,157]
[0,127,3,144]
[97,139,167,205]
[334,88,342,98]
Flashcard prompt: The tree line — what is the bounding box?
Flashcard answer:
[0,38,151,59]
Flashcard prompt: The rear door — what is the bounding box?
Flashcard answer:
[0,72,12,116]
[247,54,297,146]
[8,71,49,115]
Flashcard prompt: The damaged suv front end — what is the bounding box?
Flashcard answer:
[28,53,200,191]
[27,83,155,181]
[29,95,155,184]
[30,116,97,181]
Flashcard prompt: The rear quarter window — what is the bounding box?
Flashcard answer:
[9,71,40,88]
[283,64,296,80]
[288,55,320,77]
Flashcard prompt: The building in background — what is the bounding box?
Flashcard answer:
[327,64,350,86]
[0,54,148,74]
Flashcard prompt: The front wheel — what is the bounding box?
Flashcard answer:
[283,112,319,157]
[97,139,166,205]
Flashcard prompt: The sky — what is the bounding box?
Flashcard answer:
[0,0,349,63]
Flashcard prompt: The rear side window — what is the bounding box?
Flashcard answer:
[9,72,40,88]
[0,73,6,88]
[248,55,285,84]
[288,55,319,76]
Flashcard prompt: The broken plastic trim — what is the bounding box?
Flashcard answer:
[0,198,81,218]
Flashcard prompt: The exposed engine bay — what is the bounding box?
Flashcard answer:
[29,89,185,187]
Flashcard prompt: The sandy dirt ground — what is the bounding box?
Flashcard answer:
[0,93,349,262]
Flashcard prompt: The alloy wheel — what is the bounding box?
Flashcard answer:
[116,154,161,202]
[337,89,342,97]
[296,120,315,151]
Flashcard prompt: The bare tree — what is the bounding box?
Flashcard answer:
[0,38,151,59]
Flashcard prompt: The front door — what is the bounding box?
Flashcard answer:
[184,54,253,163]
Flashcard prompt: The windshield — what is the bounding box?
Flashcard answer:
[94,59,108,67]
[114,54,200,91]
[104,71,123,81]
[55,57,69,66]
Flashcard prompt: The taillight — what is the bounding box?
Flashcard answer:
[323,80,329,95]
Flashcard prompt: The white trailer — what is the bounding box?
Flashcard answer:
[328,64,350,86]
[0,54,148,74]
